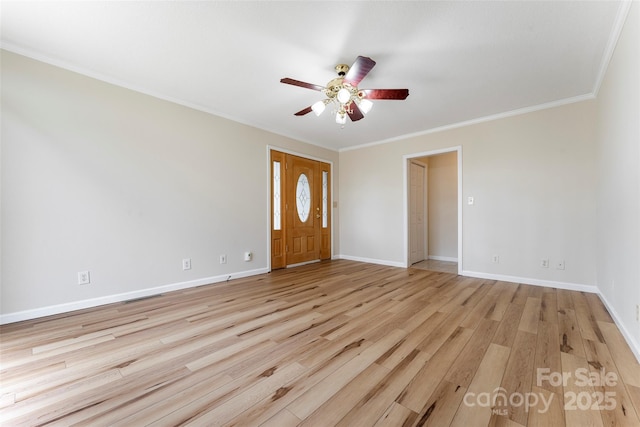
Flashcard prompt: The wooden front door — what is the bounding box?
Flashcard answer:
[271,150,331,269]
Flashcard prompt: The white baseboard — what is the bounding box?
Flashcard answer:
[428,256,458,262]
[461,270,599,294]
[335,254,406,268]
[597,293,640,363]
[0,267,269,325]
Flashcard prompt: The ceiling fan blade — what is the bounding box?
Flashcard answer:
[347,103,364,122]
[361,89,409,100]
[280,78,325,92]
[343,56,376,86]
[294,106,313,116]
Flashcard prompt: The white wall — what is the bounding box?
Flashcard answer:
[595,2,640,357]
[340,100,598,289]
[425,152,458,261]
[0,51,339,321]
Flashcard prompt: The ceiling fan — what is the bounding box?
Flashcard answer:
[280,56,409,125]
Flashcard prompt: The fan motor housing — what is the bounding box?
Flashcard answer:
[334,64,349,76]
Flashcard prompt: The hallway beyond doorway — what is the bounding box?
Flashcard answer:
[410,258,458,274]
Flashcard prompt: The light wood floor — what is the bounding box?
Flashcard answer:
[411,259,458,274]
[1,260,639,426]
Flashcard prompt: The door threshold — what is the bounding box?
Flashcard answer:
[286,259,321,268]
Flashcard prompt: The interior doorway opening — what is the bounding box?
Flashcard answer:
[404,147,462,274]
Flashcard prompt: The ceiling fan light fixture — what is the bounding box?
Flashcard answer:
[359,99,373,115]
[336,87,351,104]
[281,56,409,126]
[311,100,326,116]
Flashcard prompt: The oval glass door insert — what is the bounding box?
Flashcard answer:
[296,173,311,222]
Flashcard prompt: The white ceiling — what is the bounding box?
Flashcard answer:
[0,1,627,151]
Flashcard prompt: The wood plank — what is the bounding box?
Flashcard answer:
[487,282,519,322]
[534,320,563,397]
[335,349,430,426]
[492,303,524,348]
[0,369,124,426]
[373,402,417,427]
[412,380,468,427]
[222,333,378,425]
[627,384,640,423]
[518,296,541,334]
[560,352,605,427]
[175,362,307,426]
[298,363,390,426]
[539,291,559,324]
[598,321,640,388]
[496,330,537,425]
[556,289,575,310]
[376,311,447,370]
[582,339,640,427]
[460,287,500,329]
[487,414,526,426]
[584,293,614,323]
[397,327,474,412]
[526,386,565,427]
[260,409,301,427]
[558,308,586,358]
[449,343,511,427]
[510,284,531,305]
[287,329,407,420]
[74,368,232,426]
[418,305,469,357]
[445,318,500,388]
[571,292,605,343]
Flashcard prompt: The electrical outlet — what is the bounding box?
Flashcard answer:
[468,196,474,205]
[244,251,252,262]
[492,255,500,263]
[219,254,227,264]
[78,271,90,285]
[540,258,549,268]
[556,260,565,270]
[182,258,191,270]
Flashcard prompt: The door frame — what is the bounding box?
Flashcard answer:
[267,146,334,271]
[403,146,462,273]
